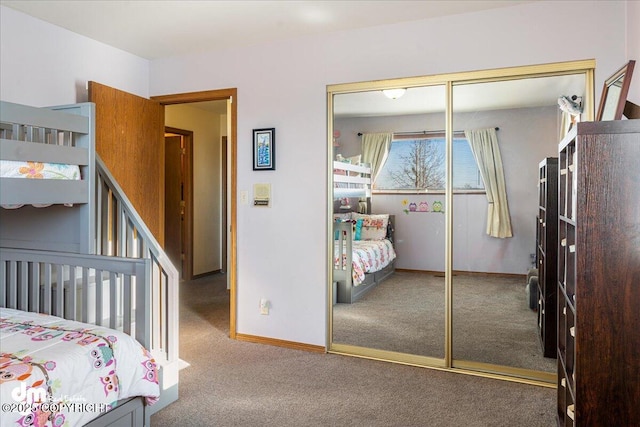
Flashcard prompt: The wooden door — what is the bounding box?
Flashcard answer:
[88,81,165,244]
[165,135,183,276]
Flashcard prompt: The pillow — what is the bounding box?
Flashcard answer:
[354,218,363,240]
[353,213,389,240]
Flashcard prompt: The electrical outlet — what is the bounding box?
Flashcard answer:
[260,298,269,315]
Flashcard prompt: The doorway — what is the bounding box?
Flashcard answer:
[153,89,238,339]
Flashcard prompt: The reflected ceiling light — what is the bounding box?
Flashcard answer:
[382,88,406,99]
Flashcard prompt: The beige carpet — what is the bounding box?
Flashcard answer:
[151,273,557,426]
[333,271,557,373]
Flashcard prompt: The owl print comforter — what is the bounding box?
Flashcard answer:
[0,308,159,427]
[335,239,396,286]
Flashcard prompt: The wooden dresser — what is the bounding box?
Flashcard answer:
[556,120,640,425]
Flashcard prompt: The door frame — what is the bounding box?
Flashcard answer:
[164,127,194,281]
[153,89,238,339]
[221,136,228,275]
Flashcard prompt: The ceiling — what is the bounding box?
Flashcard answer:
[1,0,536,60]
[334,74,587,117]
[4,0,580,117]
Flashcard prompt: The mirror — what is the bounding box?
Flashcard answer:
[597,60,635,121]
[328,60,594,384]
[450,75,585,377]
[331,85,447,360]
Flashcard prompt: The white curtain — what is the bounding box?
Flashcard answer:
[465,128,513,238]
[558,111,572,142]
[361,132,392,182]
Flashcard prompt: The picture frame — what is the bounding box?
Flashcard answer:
[596,60,635,121]
[253,128,275,170]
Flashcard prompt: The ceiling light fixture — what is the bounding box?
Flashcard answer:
[382,88,406,100]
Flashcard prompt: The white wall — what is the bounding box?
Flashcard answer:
[165,104,223,275]
[0,6,148,106]
[1,2,631,347]
[149,1,629,346]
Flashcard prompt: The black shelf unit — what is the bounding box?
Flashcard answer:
[536,157,558,358]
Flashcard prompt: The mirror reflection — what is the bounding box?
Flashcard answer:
[600,75,624,120]
[450,75,584,374]
[330,68,589,379]
[332,85,446,359]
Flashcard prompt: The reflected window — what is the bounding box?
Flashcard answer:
[375,136,483,191]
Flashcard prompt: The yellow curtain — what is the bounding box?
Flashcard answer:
[465,128,513,238]
[361,132,392,183]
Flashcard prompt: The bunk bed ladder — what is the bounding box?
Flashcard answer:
[94,155,180,415]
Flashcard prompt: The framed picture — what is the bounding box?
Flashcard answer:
[596,60,635,121]
[253,128,275,170]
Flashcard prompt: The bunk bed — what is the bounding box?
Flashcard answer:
[0,101,95,254]
[333,160,371,202]
[0,250,159,427]
[333,214,396,303]
[332,160,396,303]
[0,101,174,427]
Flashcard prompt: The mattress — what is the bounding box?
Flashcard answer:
[0,160,81,209]
[335,239,396,286]
[0,308,159,427]
[1,160,80,180]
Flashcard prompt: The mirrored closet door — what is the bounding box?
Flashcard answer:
[450,74,587,381]
[328,60,594,385]
[330,84,448,363]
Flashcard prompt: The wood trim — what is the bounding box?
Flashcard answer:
[152,89,238,339]
[221,136,228,278]
[235,333,326,353]
[624,100,640,119]
[153,89,236,104]
[165,127,193,281]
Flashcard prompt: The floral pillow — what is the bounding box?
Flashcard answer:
[353,213,389,240]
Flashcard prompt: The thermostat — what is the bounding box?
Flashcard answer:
[253,183,271,207]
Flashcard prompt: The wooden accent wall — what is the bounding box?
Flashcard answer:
[89,81,165,245]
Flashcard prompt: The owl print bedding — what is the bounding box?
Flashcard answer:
[335,239,396,286]
[0,308,159,427]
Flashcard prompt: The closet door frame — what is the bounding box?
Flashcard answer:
[326,59,595,387]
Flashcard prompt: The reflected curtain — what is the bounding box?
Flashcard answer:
[465,128,513,238]
[361,132,392,182]
[558,111,572,142]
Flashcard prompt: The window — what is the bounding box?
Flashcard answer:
[374,137,484,191]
